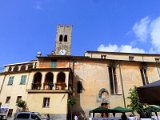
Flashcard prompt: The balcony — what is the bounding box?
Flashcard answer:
[55,83,66,90]
[27,82,68,93]
[43,83,54,90]
[31,83,41,90]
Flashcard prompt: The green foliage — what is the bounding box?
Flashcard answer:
[16,100,27,111]
[68,97,76,106]
[127,86,146,114]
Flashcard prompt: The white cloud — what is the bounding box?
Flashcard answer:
[150,17,160,52]
[97,16,160,54]
[132,16,151,42]
[98,44,118,52]
[97,44,145,53]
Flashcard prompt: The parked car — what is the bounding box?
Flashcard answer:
[14,112,44,120]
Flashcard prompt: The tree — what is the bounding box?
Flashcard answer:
[68,97,76,120]
[16,100,27,112]
[127,86,146,114]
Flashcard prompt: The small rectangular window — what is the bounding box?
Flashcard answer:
[20,75,27,85]
[101,55,106,59]
[8,76,14,85]
[51,61,56,68]
[155,58,160,62]
[43,97,50,108]
[129,56,134,61]
[5,96,11,103]
[16,96,22,103]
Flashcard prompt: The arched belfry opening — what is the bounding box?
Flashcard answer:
[59,34,63,42]
[56,72,66,90]
[44,72,54,90]
[32,72,42,90]
[64,35,67,42]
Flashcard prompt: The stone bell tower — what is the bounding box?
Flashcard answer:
[55,25,72,55]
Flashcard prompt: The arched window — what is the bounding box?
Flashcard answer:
[13,66,19,72]
[44,72,54,90]
[28,64,33,70]
[64,35,67,42]
[21,65,26,71]
[57,72,65,83]
[59,34,63,42]
[56,72,66,90]
[8,66,12,72]
[77,81,83,93]
[32,72,42,90]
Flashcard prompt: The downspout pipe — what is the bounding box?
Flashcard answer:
[118,62,126,107]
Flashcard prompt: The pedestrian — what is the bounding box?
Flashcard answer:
[121,112,127,120]
[74,114,78,120]
[47,114,50,120]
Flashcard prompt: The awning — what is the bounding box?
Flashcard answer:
[137,80,160,105]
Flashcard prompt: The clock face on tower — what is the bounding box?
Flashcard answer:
[59,49,67,55]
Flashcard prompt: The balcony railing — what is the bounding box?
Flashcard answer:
[43,83,54,90]
[31,83,41,90]
[55,83,66,90]
[31,83,67,90]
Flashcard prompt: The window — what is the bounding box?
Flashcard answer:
[51,61,56,68]
[7,109,13,117]
[8,66,12,72]
[43,97,50,108]
[140,68,149,85]
[5,96,11,103]
[31,114,40,120]
[28,64,33,70]
[108,66,118,94]
[16,96,22,103]
[155,58,160,62]
[64,35,67,42]
[101,55,106,59]
[20,75,27,85]
[77,81,83,93]
[21,65,26,71]
[59,34,63,42]
[17,113,30,119]
[129,56,134,61]
[8,76,14,85]
[13,65,19,72]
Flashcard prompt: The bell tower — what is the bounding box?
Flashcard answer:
[55,25,72,55]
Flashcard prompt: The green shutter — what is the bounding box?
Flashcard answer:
[51,61,56,68]
[20,75,27,85]
[8,76,14,85]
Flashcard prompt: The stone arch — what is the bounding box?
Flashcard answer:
[57,72,65,83]
[56,72,66,90]
[59,34,63,42]
[21,65,26,71]
[28,64,33,70]
[44,72,54,90]
[13,65,19,72]
[8,66,12,72]
[98,88,109,98]
[64,35,67,42]
[32,72,42,90]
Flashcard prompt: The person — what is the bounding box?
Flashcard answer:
[74,115,78,120]
[47,114,50,120]
[121,112,128,120]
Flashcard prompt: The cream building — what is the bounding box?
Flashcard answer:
[0,25,160,120]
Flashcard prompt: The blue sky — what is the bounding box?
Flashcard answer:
[0,0,160,69]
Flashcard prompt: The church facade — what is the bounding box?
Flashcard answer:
[0,25,160,120]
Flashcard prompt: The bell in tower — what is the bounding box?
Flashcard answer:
[55,25,72,55]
